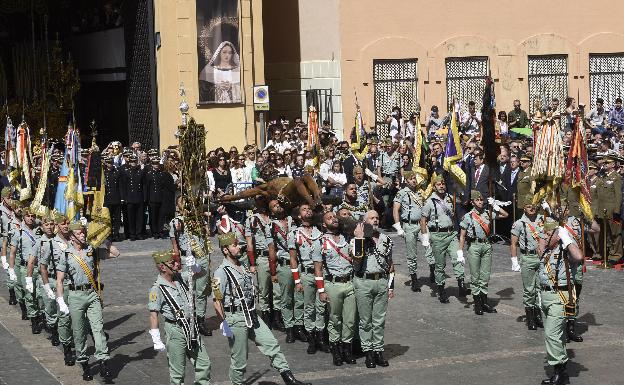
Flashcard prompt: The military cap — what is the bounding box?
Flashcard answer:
[21,204,34,215]
[53,212,67,223]
[218,232,236,248]
[543,218,559,232]
[352,165,364,175]
[470,190,482,200]
[153,249,174,265]
[432,175,445,184]
[521,194,535,207]
[128,154,138,162]
[1,187,11,198]
[151,157,160,164]
[520,153,532,162]
[603,152,619,163]
[68,221,85,231]
[403,170,416,179]
[588,161,598,170]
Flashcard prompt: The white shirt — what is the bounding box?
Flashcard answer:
[230,166,252,194]
[206,170,216,193]
[461,111,482,134]
[264,140,292,154]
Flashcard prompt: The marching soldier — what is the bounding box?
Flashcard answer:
[420,176,467,303]
[458,191,509,315]
[337,183,368,221]
[39,214,76,365]
[392,171,435,292]
[9,203,42,332]
[55,222,112,381]
[537,218,584,385]
[510,194,544,329]
[289,204,327,354]
[121,154,145,241]
[353,210,393,369]
[148,249,212,385]
[268,199,305,342]
[213,233,310,385]
[1,187,17,305]
[316,210,357,366]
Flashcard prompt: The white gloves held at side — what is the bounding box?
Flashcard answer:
[25,277,34,293]
[8,267,16,281]
[510,256,521,272]
[43,283,55,300]
[420,232,430,247]
[392,223,405,237]
[1,255,8,270]
[56,297,70,315]
[149,328,166,351]
[456,250,465,265]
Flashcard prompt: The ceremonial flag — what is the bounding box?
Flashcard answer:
[87,167,111,248]
[411,113,429,186]
[564,115,592,219]
[481,77,499,168]
[16,122,33,201]
[350,107,368,161]
[30,148,52,217]
[53,145,69,216]
[442,104,466,187]
[64,126,84,221]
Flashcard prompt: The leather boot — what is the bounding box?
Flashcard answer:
[341,342,356,364]
[285,327,296,343]
[197,316,212,336]
[457,278,468,297]
[541,362,568,385]
[429,264,435,283]
[330,343,343,366]
[30,317,42,334]
[365,351,376,368]
[50,325,60,346]
[525,307,537,330]
[280,370,311,385]
[567,319,584,342]
[295,325,308,342]
[19,301,27,320]
[374,351,389,367]
[481,294,497,313]
[473,294,483,315]
[272,310,285,331]
[437,284,449,303]
[316,330,329,353]
[306,330,316,354]
[99,360,113,380]
[534,307,544,328]
[63,344,76,366]
[81,362,93,381]
[8,288,17,305]
[410,273,421,292]
[261,311,272,329]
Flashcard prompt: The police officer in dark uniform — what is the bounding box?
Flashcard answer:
[145,158,165,239]
[103,156,123,241]
[121,154,145,241]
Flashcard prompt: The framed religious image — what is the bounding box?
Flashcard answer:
[196,0,242,104]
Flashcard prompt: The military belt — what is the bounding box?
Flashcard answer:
[257,250,270,257]
[521,248,537,254]
[326,274,351,283]
[276,258,288,266]
[224,304,247,313]
[541,285,569,291]
[429,226,453,233]
[164,318,178,325]
[301,266,315,274]
[402,219,420,225]
[69,283,93,291]
[355,272,387,280]
[468,238,489,244]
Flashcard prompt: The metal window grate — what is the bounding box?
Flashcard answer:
[445,57,489,113]
[528,55,568,115]
[589,53,624,110]
[373,59,418,138]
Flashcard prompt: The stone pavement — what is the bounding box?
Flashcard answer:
[1,234,624,385]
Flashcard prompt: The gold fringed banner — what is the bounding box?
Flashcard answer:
[30,149,51,217]
[87,168,111,248]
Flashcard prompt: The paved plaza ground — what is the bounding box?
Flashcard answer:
[1,234,623,385]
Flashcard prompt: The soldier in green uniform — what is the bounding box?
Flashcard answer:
[337,183,369,221]
[55,222,112,381]
[392,171,434,292]
[516,154,533,219]
[148,249,212,385]
[268,199,305,342]
[8,204,42,332]
[459,191,508,315]
[376,139,400,227]
[39,214,76,365]
[420,176,467,303]
[213,233,310,385]
[595,154,622,261]
[245,196,281,329]
[510,194,544,329]
[217,207,248,266]
[316,210,357,366]
[537,218,584,385]
[289,204,327,354]
[353,210,393,369]
[0,187,17,305]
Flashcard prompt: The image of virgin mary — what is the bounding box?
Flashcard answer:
[198,41,241,103]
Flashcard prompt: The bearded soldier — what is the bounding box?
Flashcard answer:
[0,187,17,305]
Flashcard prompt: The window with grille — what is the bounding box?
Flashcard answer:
[589,53,624,110]
[445,57,489,113]
[528,55,568,115]
[373,59,418,138]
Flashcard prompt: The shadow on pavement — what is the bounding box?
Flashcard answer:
[383,343,409,360]
[105,313,135,331]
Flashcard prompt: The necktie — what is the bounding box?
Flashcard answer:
[475,167,481,185]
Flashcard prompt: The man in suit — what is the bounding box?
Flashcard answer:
[466,149,490,202]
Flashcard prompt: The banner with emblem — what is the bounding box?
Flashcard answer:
[564,115,592,219]
[442,103,466,187]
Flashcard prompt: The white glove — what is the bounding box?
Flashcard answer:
[149,328,166,351]
[392,223,405,237]
[510,256,521,272]
[420,232,430,247]
[492,203,501,212]
[557,227,574,249]
[43,283,55,300]
[1,255,8,270]
[364,168,379,182]
[7,267,16,281]
[456,250,465,264]
[25,276,34,293]
[56,297,70,315]
[487,197,495,206]
[220,320,233,337]
[185,255,201,274]
[541,200,551,213]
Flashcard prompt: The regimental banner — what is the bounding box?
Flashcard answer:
[196,0,242,104]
